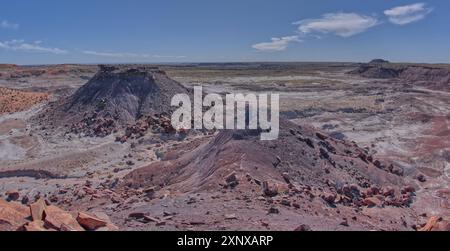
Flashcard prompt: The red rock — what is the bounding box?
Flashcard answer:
[382,186,395,197]
[83,186,96,195]
[363,197,383,207]
[365,185,380,197]
[385,197,403,207]
[29,198,46,221]
[0,199,30,230]
[418,216,449,231]
[60,223,79,231]
[23,220,47,231]
[401,194,413,206]
[276,183,291,194]
[43,205,84,231]
[0,199,29,215]
[342,184,361,199]
[48,194,58,203]
[95,224,120,231]
[111,196,122,204]
[401,186,416,194]
[91,212,119,231]
[340,219,349,227]
[294,224,312,231]
[76,212,108,230]
[0,207,29,230]
[389,164,404,176]
[437,220,450,231]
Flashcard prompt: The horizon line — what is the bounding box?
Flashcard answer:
[3,60,450,67]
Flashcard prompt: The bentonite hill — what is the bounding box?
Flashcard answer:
[36,65,190,137]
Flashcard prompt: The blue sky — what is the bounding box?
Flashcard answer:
[1,0,449,64]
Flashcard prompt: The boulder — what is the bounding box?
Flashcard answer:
[382,186,395,197]
[60,223,79,231]
[262,181,279,197]
[43,205,84,231]
[91,212,119,231]
[0,199,30,230]
[389,164,404,176]
[29,198,46,221]
[224,214,238,220]
[294,224,312,231]
[401,186,416,194]
[5,190,20,201]
[23,220,47,231]
[225,172,239,188]
[143,186,156,199]
[321,192,337,204]
[417,174,427,183]
[267,207,280,214]
[418,216,450,231]
[21,196,29,205]
[342,184,361,199]
[0,199,30,215]
[316,132,328,141]
[76,212,108,230]
[363,197,383,207]
[129,212,146,219]
[0,207,29,230]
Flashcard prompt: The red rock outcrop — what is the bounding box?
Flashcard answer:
[0,199,118,231]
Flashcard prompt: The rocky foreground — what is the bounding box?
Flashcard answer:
[0,196,118,231]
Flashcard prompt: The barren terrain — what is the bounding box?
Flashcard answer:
[0,62,448,231]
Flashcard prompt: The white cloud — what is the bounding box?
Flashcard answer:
[294,12,379,37]
[0,40,67,54]
[82,50,186,59]
[152,54,187,59]
[1,20,19,29]
[384,3,433,25]
[82,51,142,58]
[252,36,301,52]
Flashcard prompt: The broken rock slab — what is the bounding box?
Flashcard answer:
[419,216,450,231]
[30,198,46,221]
[91,212,119,231]
[23,220,48,231]
[0,199,30,231]
[43,205,84,231]
[76,212,108,230]
[262,181,279,197]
